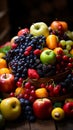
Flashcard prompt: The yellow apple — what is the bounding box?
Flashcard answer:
[30,22,49,37]
[0,97,21,120]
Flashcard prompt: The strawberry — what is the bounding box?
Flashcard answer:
[28,69,40,79]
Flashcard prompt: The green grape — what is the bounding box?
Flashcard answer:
[65,31,73,40]
[63,49,69,55]
[66,44,71,51]
[66,40,73,46]
[60,40,66,47]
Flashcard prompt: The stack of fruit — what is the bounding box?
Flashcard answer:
[0,20,73,128]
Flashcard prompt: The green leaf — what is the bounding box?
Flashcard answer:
[0,46,11,54]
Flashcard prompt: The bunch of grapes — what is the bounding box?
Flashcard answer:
[5,34,56,81]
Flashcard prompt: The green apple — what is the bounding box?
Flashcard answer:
[0,97,21,120]
[0,112,5,129]
[40,49,56,64]
[30,22,49,37]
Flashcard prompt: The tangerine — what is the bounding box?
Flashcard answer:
[35,88,49,98]
[0,58,7,69]
[15,87,25,96]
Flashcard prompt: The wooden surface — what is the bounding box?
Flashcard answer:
[4,118,73,130]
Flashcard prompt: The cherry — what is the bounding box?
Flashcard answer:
[24,82,31,89]
[9,92,15,97]
[67,63,73,68]
[62,55,69,61]
[53,84,61,96]
[16,81,22,87]
[46,84,54,92]
[40,83,46,88]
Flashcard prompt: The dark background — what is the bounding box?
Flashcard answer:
[7,0,73,36]
[0,0,73,44]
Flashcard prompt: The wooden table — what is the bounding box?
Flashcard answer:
[4,118,73,130]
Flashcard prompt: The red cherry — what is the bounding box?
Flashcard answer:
[67,63,73,68]
[47,84,54,92]
[24,93,29,99]
[11,43,17,49]
[9,92,15,97]
[16,81,22,87]
[53,85,61,96]
[40,83,46,88]
[56,55,62,62]
[69,57,73,63]
[24,82,31,89]
[62,55,69,61]
[29,96,35,103]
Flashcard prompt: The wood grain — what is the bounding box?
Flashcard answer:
[30,119,56,130]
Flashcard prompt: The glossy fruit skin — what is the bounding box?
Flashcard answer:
[40,49,56,64]
[63,102,73,117]
[0,97,21,120]
[46,34,58,49]
[50,21,68,31]
[33,98,53,119]
[0,73,15,93]
[17,28,29,36]
[30,22,49,37]
[51,107,65,120]
[35,88,49,98]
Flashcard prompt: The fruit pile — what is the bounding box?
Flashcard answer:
[0,20,73,129]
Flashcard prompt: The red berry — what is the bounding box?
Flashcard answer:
[24,93,29,99]
[25,46,32,52]
[33,49,42,55]
[9,92,15,97]
[67,63,73,68]
[29,96,35,103]
[24,51,30,56]
[62,55,69,61]
[16,81,22,87]
[24,82,31,89]
[47,84,54,92]
[40,83,46,88]
[53,85,61,96]
[69,57,73,63]
[11,43,17,49]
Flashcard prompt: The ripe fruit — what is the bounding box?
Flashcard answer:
[54,47,63,55]
[30,22,49,37]
[0,97,21,120]
[0,73,15,93]
[15,87,25,96]
[0,58,7,69]
[46,34,58,49]
[33,98,53,119]
[0,68,11,74]
[35,88,49,98]
[63,102,73,117]
[40,49,56,64]
[17,28,29,36]
[51,107,65,120]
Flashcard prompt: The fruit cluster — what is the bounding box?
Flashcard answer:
[0,20,73,129]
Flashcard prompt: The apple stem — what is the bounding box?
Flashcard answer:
[4,73,7,79]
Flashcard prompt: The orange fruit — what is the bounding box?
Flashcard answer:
[35,88,49,98]
[0,68,11,74]
[46,34,58,49]
[15,87,25,96]
[0,58,7,68]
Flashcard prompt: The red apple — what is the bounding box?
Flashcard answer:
[0,73,15,93]
[17,28,29,36]
[33,98,53,119]
[63,102,73,117]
